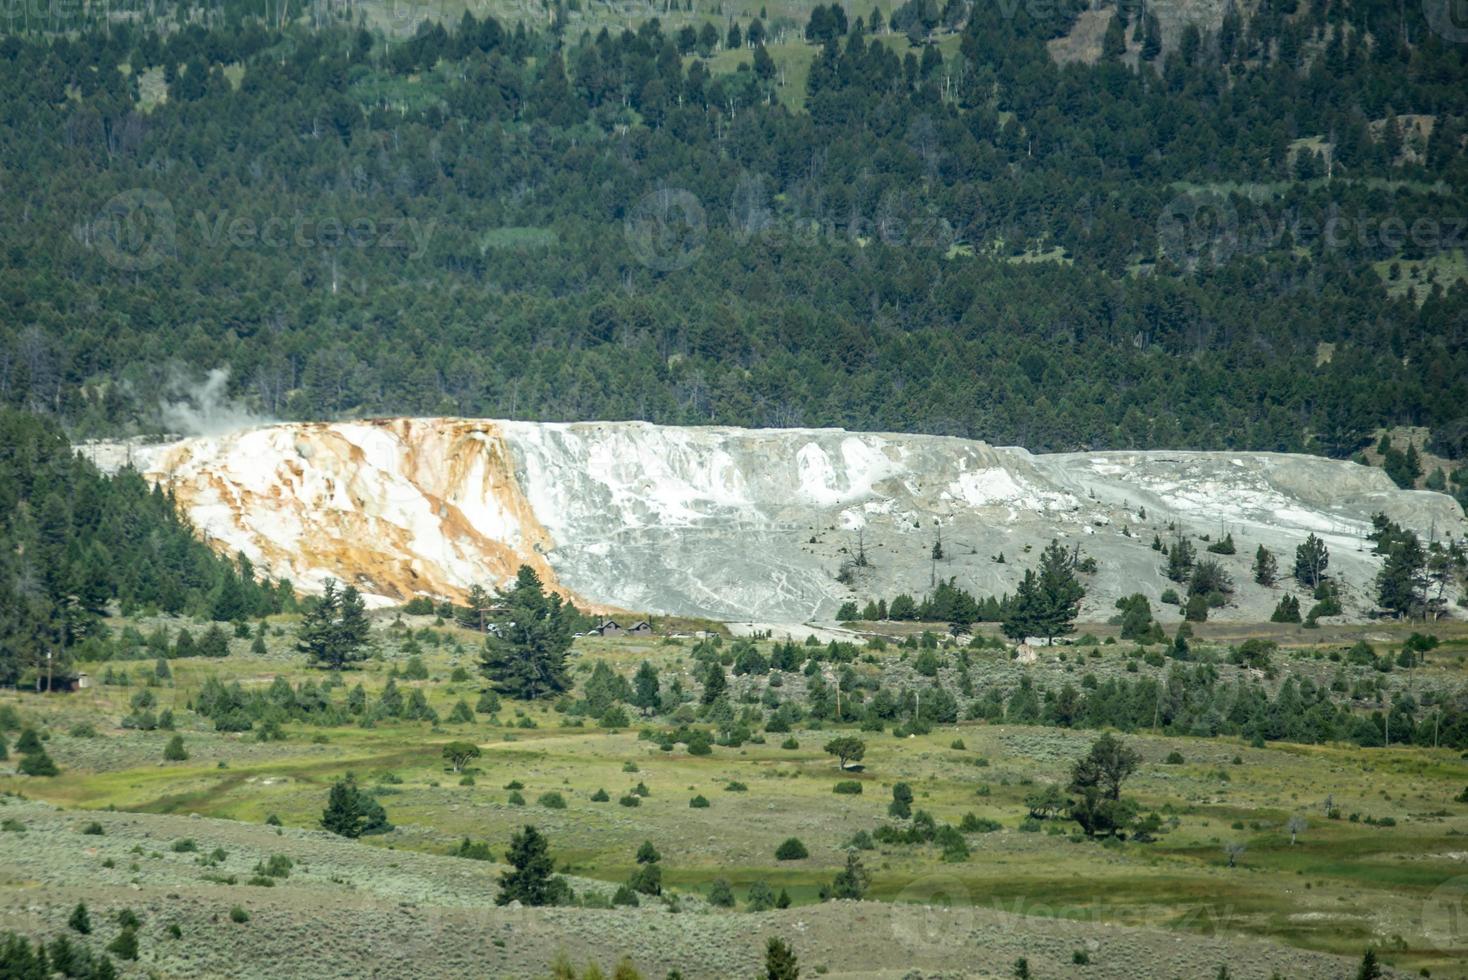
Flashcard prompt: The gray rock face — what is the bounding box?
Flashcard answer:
[105,419,1465,622]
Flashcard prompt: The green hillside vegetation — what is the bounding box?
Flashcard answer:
[0,0,1463,494]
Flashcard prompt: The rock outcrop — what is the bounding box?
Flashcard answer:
[106,418,1465,622]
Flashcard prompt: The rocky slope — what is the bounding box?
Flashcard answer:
[104,418,1466,622]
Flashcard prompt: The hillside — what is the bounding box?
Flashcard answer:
[103,417,1467,621]
[1,0,1465,467]
[0,798,1372,979]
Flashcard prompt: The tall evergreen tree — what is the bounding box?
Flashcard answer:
[496,825,561,906]
[297,579,370,671]
[1376,532,1426,618]
[1294,534,1330,589]
[632,660,662,715]
[1035,539,1085,642]
[1252,545,1278,586]
[479,566,574,700]
[765,937,800,980]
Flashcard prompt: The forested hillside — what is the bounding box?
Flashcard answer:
[0,0,1465,469]
[0,410,294,687]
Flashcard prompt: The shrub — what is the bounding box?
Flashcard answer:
[780,737,800,749]
[686,731,713,755]
[746,880,776,911]
[164,734,188,761]
[507,790,526,806]
[591,788,610,802]
[707,878,736,908]
[171,839,198,853]
[833,781,863,794]
[618,794,641,807]
[537,791,567,809]
[254,854,293,879]
[453,837,495,860]
[689,794,710,808]
[936,825,970,862]
[229,906,250,923]
[1165,750,1185,765]
[17,750,59,777]
[106,928,138,961]
[775,837,809,860]
[80,822,104,836]
[725,780,748,792]
[959,813,1002,833]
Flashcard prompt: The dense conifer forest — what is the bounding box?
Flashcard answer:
[0,0,1463,466]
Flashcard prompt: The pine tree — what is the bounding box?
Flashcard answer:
[1001,568,1043,641]
[298,579,371,672]
[1270,594,1302,623]
[632,660,662,715]
[829,849,869,899]
[299,580,342,666]
[701,662,727,704]
[496,825,560,906]
[1140,12,1162,59]
[480,567,574,700]
[1101,12,1127,61]
[765,937,800,980]
[18,748,59,776]
[320,775,390,838]
[1165,537,1196,583]
[68,902,91,935]
[1376,532,1426,618]
[1035,540,1085,642]
[1252,545,1278,586]
[1294,534,1330,589]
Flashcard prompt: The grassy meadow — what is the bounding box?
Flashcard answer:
[1,613,1466,976]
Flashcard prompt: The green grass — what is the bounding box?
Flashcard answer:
[2,615,1466,975]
